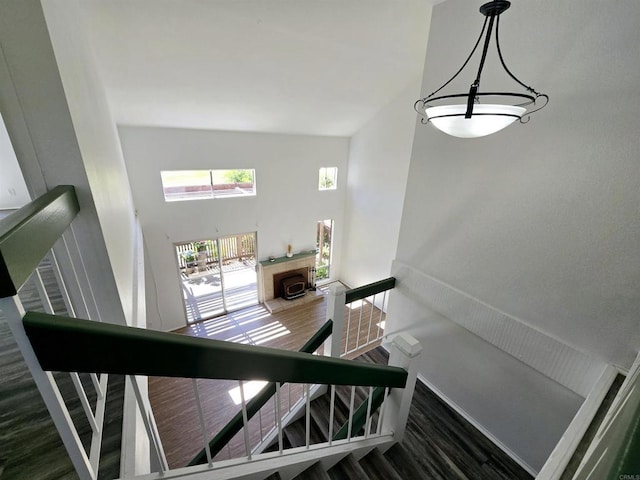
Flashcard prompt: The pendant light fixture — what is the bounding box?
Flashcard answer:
[414,0,548,138]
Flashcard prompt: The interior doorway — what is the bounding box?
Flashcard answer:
[175,232,258,323]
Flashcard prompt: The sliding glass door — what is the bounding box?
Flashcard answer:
[175,232,258,323]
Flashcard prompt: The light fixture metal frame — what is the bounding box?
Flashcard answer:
[415,0,548,131]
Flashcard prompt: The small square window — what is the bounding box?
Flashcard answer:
[319,167,337,190]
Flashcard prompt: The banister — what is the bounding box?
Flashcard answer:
[0,185,79,298]
[333,386,386,441]
[189,319,334,465]
[344,277,396,304]
[23,312,408,388]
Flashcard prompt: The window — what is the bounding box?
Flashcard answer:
[161,169,256,202]
[318,167,337,190]
[316,219,334,280]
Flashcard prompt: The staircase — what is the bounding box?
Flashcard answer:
[261,347,532,480]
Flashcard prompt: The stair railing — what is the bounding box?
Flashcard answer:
[0,186,161,479]
[1,186,422,480]
[23,311,416,475]
[568,352,640,479]
[323,279,395,359]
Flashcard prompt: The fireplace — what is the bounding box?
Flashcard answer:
[281,275,306,300]
[273,267,309,299]
[258,251,316,304]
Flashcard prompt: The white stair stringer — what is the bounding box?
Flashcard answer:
[118,435,395,480]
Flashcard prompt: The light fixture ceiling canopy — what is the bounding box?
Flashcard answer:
[415,0,548,138]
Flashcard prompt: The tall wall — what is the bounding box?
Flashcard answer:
[0,0,134,326]
[387,0,640,472]
[340,78,424,288]
[119,126,349,331]
[42,0,139,325]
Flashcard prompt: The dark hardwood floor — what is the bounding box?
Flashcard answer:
[0,260,123,480]
[149,289,385,468]
[2,273,542,479]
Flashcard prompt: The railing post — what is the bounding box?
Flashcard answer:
[380,333,422,444]
[324,283,346,358]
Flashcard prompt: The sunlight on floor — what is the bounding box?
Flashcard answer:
[228,380,268,405]
[347,299,365,310]
[224,320,291,345]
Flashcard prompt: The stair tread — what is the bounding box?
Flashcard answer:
[327,453,369,480]
[359,448,403,480]
[383,441,427,480]
[284,416,325,448]
[294,461,331,480]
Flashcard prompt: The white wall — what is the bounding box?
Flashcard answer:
[340,77,425,288]
[119,126,349,331]
[387,0,640,472]
[0,115,31,210]
[0,0,131,326]
[42,0,139,325]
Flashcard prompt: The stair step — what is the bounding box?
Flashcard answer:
[383,442,426,480]
[283,417,325,448]
[309,392,352,441]
[327,453,369,480]
[359,448,403,480]
[294,461,331,480]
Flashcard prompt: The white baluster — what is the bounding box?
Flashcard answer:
[276,382,283,453]
[305,384,311,448]
[238,380,251,460]
[347,386,355,441]
[365,386,373,437]
[377,387,389,435]
[366,294,375,344]
[191,379,213,466]
[328,385,336,445]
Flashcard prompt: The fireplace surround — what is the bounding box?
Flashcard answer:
[258,251,316,303]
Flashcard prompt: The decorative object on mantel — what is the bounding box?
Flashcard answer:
[268,256,275,262]
[286,244,293,258]
[414,0,548,138]
[309,266,317,291]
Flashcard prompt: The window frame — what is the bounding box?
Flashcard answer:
[160,169,256,202]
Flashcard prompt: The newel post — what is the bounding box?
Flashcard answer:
[381,333,422,444]
[324,283,346,358]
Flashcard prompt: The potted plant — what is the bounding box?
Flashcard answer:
[194,241,209,271]
[182,251,196,275]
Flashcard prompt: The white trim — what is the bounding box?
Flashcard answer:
[119,435,395,480]
[391,261,605,397]
[536,364,618,480]
[416,371,538,477]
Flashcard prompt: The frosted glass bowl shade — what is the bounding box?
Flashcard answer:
[425,104,526,138]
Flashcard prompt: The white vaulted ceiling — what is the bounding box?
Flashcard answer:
[80,0,435,136]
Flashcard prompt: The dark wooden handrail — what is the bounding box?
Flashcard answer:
[23,312,408,388]
[190,319,334,466]
[345,277,396,304]
[0,186,79,298]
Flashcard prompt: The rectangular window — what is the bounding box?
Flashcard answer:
[318,167,337,190]
[316,219,334,280]
[161,169,256,202]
